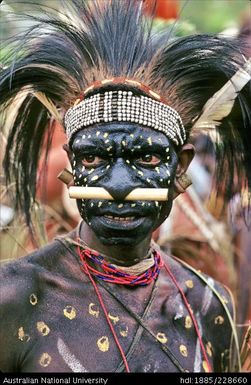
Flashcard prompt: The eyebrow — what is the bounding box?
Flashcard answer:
[72,134,169,154]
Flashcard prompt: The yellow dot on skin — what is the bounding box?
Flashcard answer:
[37,321,50,336]
[185,280,194,289]
[202,360,210,372]
[103,133,109,138]
[179,344,188,357]
[39,352,52,367]
[97,336,109,352]
[155,167,160,174]
[108,313,120,324]
[89,303,99,318]
[185,315,192,329]
[29,293,38,305]
[119,326,128,337]
[147,137,152,146]
[63,306,77,320]
[206,342,213,357]
[214,315,224,325]
[91,175,99,181]
[18,327,30,342]
[156,332,168,344]
[138,170,144,176]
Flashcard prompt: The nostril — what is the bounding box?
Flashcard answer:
[100,159,143,201]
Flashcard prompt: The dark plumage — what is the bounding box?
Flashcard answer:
[1,0,250,226]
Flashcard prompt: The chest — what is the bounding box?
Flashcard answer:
[13,275,215,373]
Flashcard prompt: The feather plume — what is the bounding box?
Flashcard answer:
[33,92,62,124]
[192,58,251,132]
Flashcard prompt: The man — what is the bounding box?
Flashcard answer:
[0,0,250,373]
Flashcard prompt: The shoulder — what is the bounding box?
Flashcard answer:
[160,250,234,317]
[159,250,236,370]
[0,234,80,371]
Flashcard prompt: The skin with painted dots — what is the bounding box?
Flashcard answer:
[0,122,234,373]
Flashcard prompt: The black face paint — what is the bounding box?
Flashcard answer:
[71,123,178,246]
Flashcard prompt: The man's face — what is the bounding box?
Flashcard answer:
[70,123,179,246]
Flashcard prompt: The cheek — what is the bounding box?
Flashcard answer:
[143,164,173,189]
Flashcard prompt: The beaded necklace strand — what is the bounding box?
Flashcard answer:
[78,242,163,286]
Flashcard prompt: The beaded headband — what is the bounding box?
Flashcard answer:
[64,80,186,146]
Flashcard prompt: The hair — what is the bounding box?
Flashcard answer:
[1,0,250,226]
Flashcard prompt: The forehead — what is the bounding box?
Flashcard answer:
[71,122,172,147]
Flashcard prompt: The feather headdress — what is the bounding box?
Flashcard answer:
[1,0,251,226]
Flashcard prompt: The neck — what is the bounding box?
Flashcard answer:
[79,222,152,267]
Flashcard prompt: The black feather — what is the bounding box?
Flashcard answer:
[1,0,251,226]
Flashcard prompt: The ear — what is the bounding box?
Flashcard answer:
[176,143,195,177]
[174,143,195,197]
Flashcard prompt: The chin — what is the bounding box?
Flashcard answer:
[89,218,155,247]
[98,234,147,247]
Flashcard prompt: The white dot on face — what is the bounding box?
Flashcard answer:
[147,137,152,146]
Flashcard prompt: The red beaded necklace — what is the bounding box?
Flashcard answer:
[77,242,164,286]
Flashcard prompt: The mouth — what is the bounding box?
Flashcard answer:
[96,212,147,230]
[103,214,136,223]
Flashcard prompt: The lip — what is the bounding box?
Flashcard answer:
[96,214,147,230]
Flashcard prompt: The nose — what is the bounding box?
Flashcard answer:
[101,159,142,201]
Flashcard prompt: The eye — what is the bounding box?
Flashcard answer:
[137,154,161,166]
[81,155,103,167]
